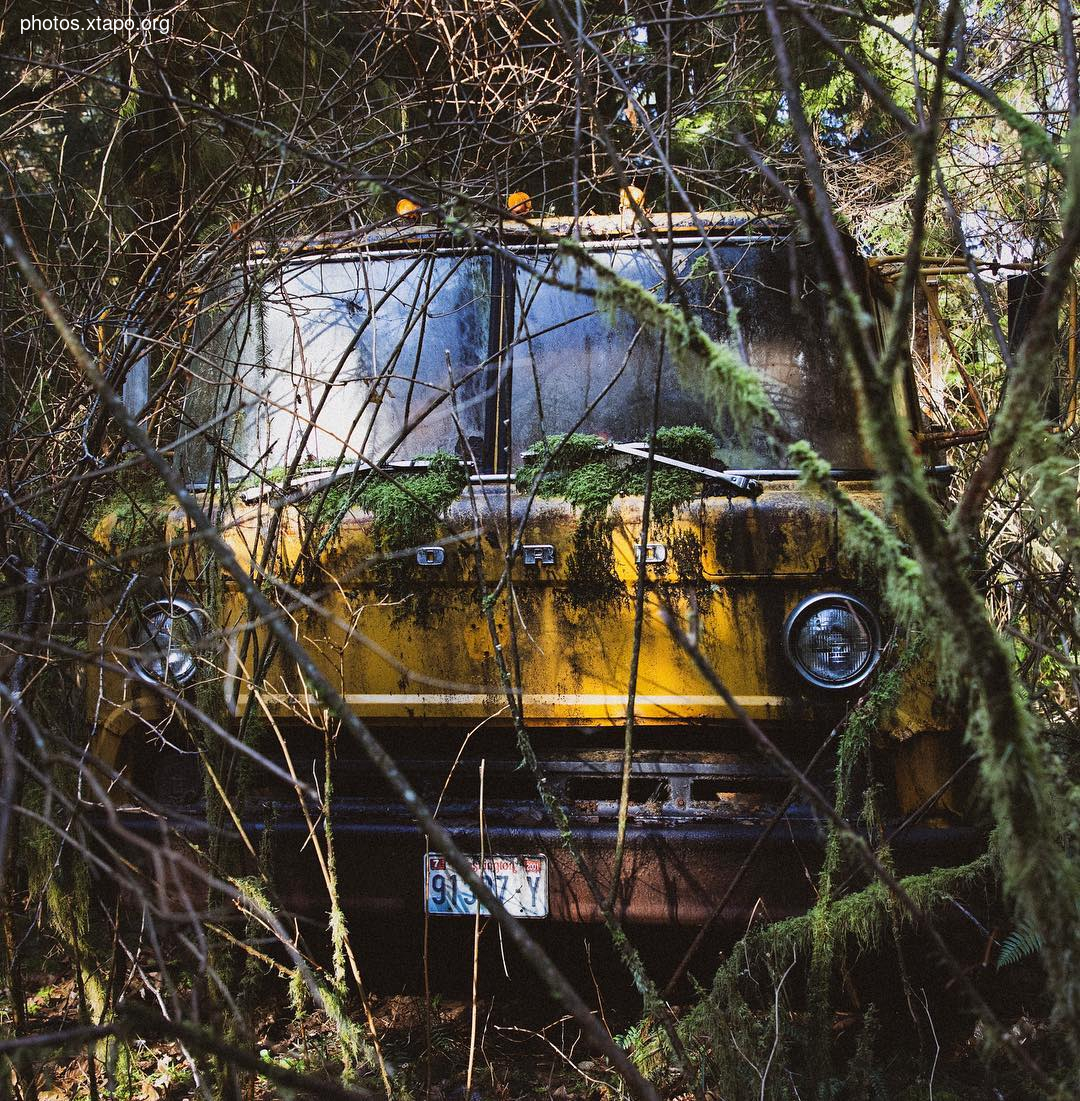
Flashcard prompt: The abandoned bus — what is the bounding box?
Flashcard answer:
[88,209,974,927]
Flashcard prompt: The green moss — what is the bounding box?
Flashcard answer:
[650,424,716,463]
[358,452,466,550]
[518,425,718,521]
[296,453,468,622]
[806,646,917,1080]
[637,426,717,520]
[232,877,376,1079]
[516,433,612,515]
[85,469,172,552]
[678,853,993,1097]
[305,451,467,552]
[789,439,925,628]
[642,469,695,522]
[516,438,625,608]
[558,462,624,518]
[518,428,718,607]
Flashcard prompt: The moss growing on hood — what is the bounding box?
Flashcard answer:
[515,426,718,608]
[355,452,468,552]
[309,451,468,553]
[84,469,173,553]
[516,425,718,522]
[516,433,619,517]
[636,425,717,519]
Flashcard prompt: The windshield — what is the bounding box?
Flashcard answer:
[179,236,866,485]
[505,240,865,469]
[180,252,492,485]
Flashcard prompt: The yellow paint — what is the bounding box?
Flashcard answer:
[91,482,934,727]
[88,473,933,757]
[87,480,955,816]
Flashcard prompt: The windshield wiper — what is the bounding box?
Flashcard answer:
[611,441,763,499]
[238,456,478,506]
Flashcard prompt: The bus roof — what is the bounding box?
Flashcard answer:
[249,210,792,260]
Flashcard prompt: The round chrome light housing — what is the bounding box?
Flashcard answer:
[783,593,881,690]
[130,598,208,686]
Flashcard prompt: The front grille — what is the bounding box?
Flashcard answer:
[245,724,835,823]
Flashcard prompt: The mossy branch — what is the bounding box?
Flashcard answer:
[554,236,779,440]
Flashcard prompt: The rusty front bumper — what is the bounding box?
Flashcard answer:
[237,808,983,927]
[103,725,982,927]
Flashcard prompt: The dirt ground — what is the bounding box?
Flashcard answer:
[17,975,657,1101]
[6,909,1060,1100]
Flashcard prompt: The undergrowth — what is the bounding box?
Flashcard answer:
[84,467,173,553]
[674,853,996,1099]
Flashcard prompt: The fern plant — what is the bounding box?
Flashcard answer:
[996,926,1044,970]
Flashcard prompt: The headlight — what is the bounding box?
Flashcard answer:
[130,598,207,686]
[784,593,881,690]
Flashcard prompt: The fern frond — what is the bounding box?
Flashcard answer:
[996,926,1044,970]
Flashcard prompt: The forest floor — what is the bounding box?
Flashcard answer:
[18,972,654,1101]
[12,941,1058,1101]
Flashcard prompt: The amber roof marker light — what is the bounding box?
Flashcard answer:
[619,185,646,214]
[395,198,421,220]
[507,191,532,216]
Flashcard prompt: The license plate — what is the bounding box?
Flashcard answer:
[424,853,548,918]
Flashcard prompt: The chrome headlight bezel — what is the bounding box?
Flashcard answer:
[129,597,208,687]
[783,592,882,691]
